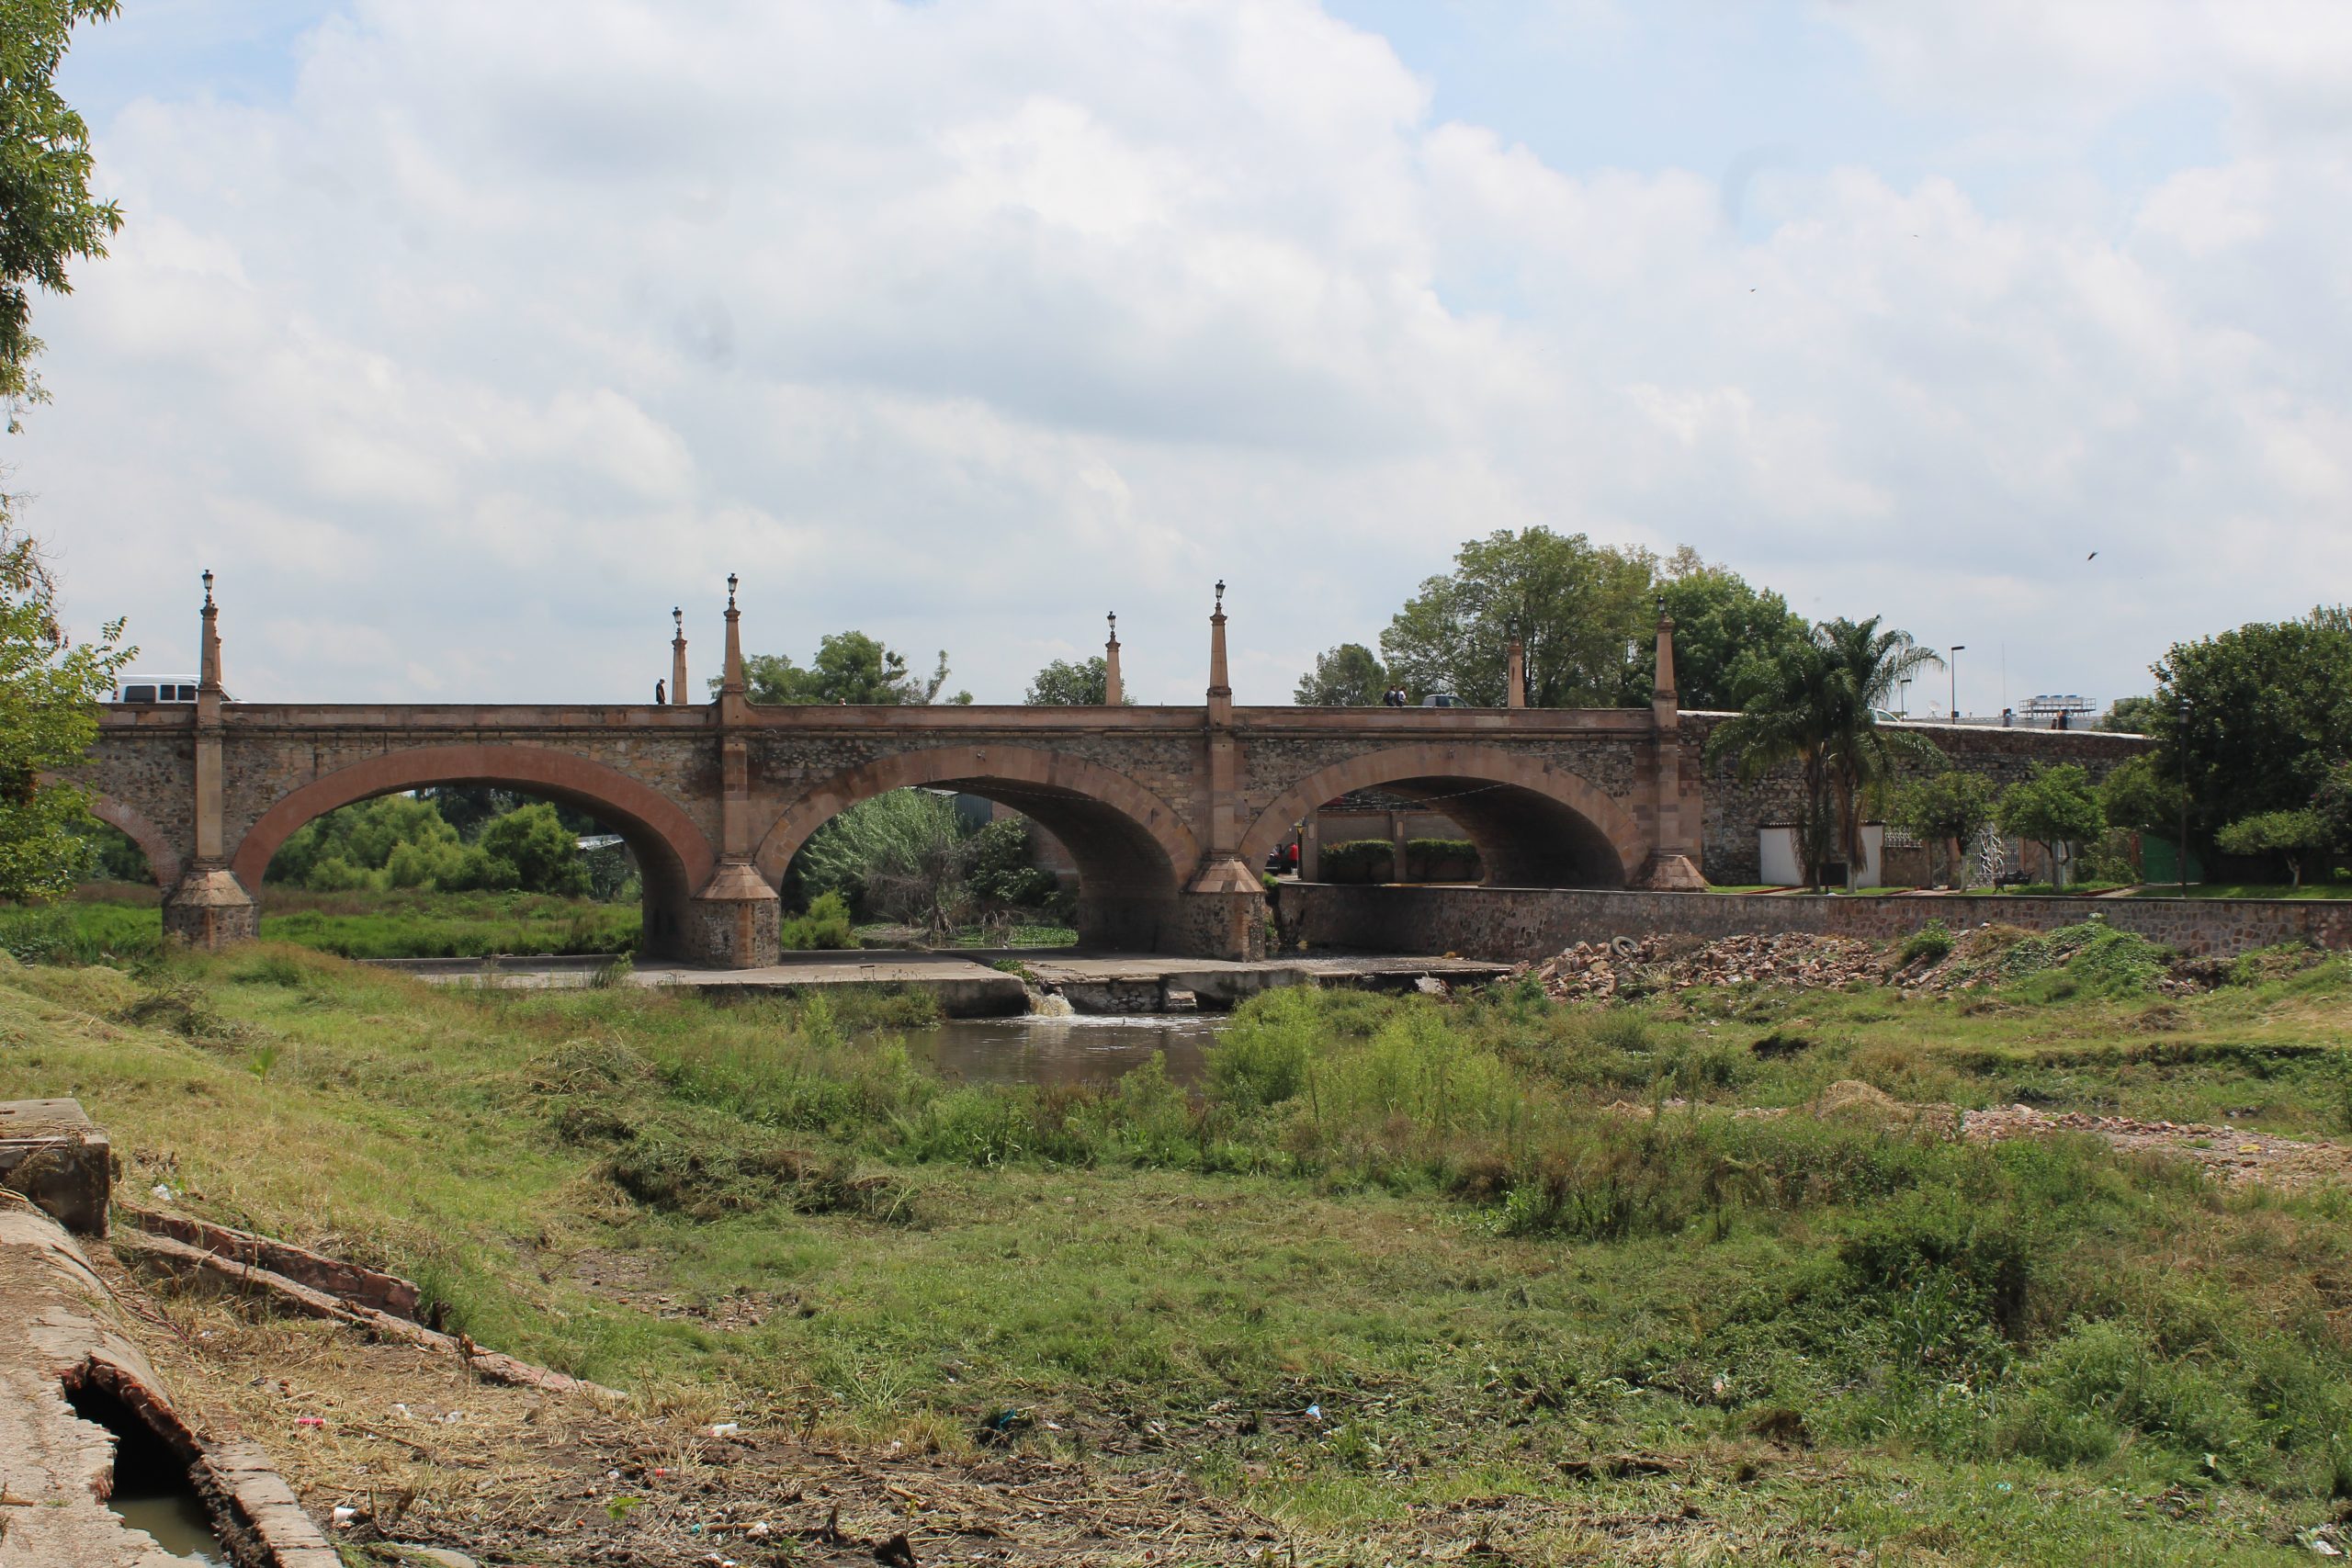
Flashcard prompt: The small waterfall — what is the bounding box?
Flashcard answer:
[1022,983,1077,1018]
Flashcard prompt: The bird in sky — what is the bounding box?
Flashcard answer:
[2086,551,2098,560]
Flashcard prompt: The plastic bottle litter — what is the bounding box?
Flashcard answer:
[1306,1404,1323,1422]
[709,1421,741,1438]
[330,1506,357,1528]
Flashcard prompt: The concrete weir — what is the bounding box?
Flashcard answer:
[391,950,1515,1015]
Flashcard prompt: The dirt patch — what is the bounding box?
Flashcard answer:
[569,1249,786,1331]
[1962,1105,2352,1190]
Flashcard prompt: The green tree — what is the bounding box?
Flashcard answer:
[479,802,591,897]
[0,530,132,899]
[2,1,120,416]
[968,814,1057,908]
[2099,695,2163,734]
[2215,808,2329,889]
[2315,761,2352,855]
[1025,656,1130,705]
[1710,617,1941,889]
[729,632,971,705]
[1295,642,1388,706]
[1996,763,2107,891]
[2152,608,2352,834]
[70,816,147,881]
[797,789,976,937]
[1381,528,1656,707]
[1816,618,1945,886]
[1708,634,1839,887]
[2098,754,2184,838]
[1636,549,1808,712]
[1889,771,1996,888]
[267,794,460,886]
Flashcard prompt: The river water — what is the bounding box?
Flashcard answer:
[901,1013,1222,1089]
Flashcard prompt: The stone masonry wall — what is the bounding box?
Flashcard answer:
[1683,716,2151,885]
[1277,882,2351,962]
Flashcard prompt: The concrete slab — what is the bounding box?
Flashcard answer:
[0,1099,111,1237]
[0,1197,341,1568]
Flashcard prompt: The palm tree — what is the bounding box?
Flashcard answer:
[1815,618,1945,886]
[1708,617,1943,890]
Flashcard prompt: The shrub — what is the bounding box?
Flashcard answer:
[780,890,855,951]
[1897,919,1954,965]
[1319,840,1396,884]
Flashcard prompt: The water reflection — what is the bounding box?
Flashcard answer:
[903,1013,1222,1089]
[111,1487,227,1564]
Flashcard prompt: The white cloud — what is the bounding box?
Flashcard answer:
[24,0,2352,716]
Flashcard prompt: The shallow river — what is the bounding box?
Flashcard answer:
[901,1012,1223,1089]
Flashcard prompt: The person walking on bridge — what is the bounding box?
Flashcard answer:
[654,679,666,704]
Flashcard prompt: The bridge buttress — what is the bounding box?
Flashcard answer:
[162,575,258,949]
[684,574,782,966]
[1634,604,1705,891]
[1181,584,1271,962]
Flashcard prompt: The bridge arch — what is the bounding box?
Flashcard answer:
[1241,743,1645,888]
[84,791,180,888]
[228,744,718,957]
[756,745,1200,952]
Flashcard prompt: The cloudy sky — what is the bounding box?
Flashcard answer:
[28,0,2352,708]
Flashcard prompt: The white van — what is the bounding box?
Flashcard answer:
[114,674,208,704]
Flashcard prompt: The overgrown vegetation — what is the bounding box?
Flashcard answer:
[10,927,2352,1560]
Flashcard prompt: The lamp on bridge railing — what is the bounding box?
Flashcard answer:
[202,569,214,608]
[727,572,738,610]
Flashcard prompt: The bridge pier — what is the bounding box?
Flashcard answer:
[162,868,258,950]
[684,862,781,967]
[1182,859,1270,961]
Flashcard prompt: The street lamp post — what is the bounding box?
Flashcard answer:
[2177,694,2191,897]
[1948,646,1965,719]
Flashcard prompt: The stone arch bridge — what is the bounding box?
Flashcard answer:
[81,586,1715,964]
[81,585,2140,964]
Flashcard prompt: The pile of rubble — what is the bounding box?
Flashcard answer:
[1516,931,1890,999]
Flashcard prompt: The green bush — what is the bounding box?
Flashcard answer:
[1404,837,1481,880]
[1898,919,1954,965]
[780,890,856,951]
[1319,840,1395,884]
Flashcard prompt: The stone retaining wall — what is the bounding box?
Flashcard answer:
[1681,714,2149,885]
[1276,882,2352,963]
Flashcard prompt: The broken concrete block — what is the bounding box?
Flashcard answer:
[0,1098,112,1236]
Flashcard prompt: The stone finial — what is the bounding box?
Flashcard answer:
[721,573,745,696]
[1653,596,1678,707]
[1506,637,1527,709]
[671,606,689,705]
[1207,582,1231,703]
[198,569,222,694]
[1103,612,1124,706]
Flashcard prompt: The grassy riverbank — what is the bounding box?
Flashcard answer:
[6,937,2352,1562]
[22,884,644,960]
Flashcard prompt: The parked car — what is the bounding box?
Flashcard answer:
[1420,692,1465,707]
